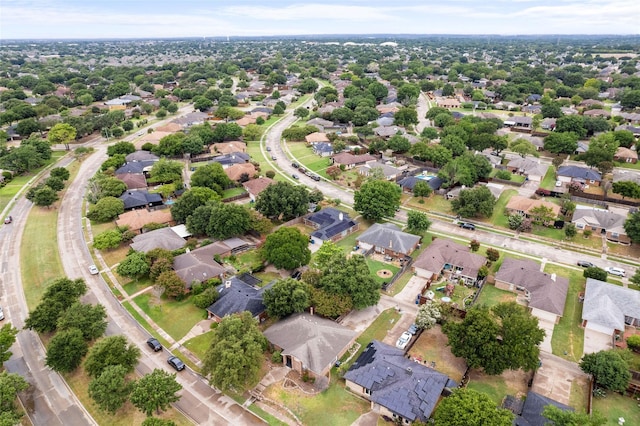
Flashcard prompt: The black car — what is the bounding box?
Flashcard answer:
[291,270,302,280]
[167,356,185,371]
[459,222,475,231]
[577,260,594,268]
[292,162,299,168]
[147,337,162,352]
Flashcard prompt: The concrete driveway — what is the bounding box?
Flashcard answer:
[395,275,426,306]
[532,352,590,406]
[537,318,555,354]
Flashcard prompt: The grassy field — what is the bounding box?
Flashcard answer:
[488,189,518,228]
[222,187,247,199]
[407,195,454,216]
[183,330,214,361]
[467,370,530,405]
[133,293,205,341]
[474,284,517,308]
[366,258,400,286]
[540,166,557,190]
[592,392,640,425]
[545,264,585,362]
[489,169,526,183]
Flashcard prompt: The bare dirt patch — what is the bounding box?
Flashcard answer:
[408,325,467,382]
[376,269,393,278]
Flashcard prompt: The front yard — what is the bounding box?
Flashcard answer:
[133,292,205,341]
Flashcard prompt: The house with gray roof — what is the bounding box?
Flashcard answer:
[357,223,421,259]
[119,190,163,210]
[210,152,251,169]
[130,227,186,253]
[206,273,272,322]
[125,150,159,163]
[506,157,548,182]
[495,258,569,324]
[115,160,156,175]
[173,244,227,289]
[511,391,573,426]
[582,278,640,353]
[344,340,457,423]
[397,175,443,193]
[412,238,485,286]
[312,142,334,157]
[264,313,357,382]
[358,162,401,181]
[557,166,601,186]
[303,207,359,243]
[571,207,630,244]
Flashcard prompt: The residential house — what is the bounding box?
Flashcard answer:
[125,150,159,163]
[173,244,227,289]
[130,227,186,253]
[357,223,421,259]
[376,116,394,127]
[511,391,573,426]
[242,177,274,202]
[582,278,640,353]
[540,118,556,130]
[436,98,461,109]
[344,340,458,423]
[211,141,247,155]
[506,158,548,182]
[224,162,256,182]
[115,160,156,175]
[571,207,630,244]
[305,132,330,144]
[210,152,251,169]
[264,313,357,381]
[115,208,174,234]
[397,175,443,194]
[206,273,272,322]
[557,166,602,186]
[504,116,533,128]
[331,152,377,169]
[234,116,255,127]
[303,207,359,242]
[614,147,638,164]
[505,196,561,221]
[312,142,334,157]
[495,101,519,111]
[358,162,401,181]
[373,126,403,139]
[119,190,163,211]
[155,122,183,133]
[412,238,485,286]
[579,99,603,108]
[495,258,569,324]
[115,173,147,190]
[583,109,610,118]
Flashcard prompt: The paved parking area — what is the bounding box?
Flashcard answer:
[532,352,589,406]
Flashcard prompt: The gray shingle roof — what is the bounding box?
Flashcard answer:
[495,258,569,316]
[173,245,226,288]
[344,341,457,421]
[119,190,163,210]
[357,223,421,256]
[115,160,156,175]
[515,391,573,426]
[125,150,159,162]
[263,313,356,376]
[582,278,640,332]
[130,227,185,253]
[397,176,443,191]
[571,208,627,234]
[307,208,358,241]
[206,274,270,319]
[557,166,601,181]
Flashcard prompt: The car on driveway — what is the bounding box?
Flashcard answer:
[271,155,277,160]
[147,337,162,352]
[577,260,594,268]
[606,266,626,277]
[396,331,412,349]
[4,216,12,224]
[407,324,419,335]
[89,265,99,275]
[167,356,185,371]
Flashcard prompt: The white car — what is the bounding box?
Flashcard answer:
[555,180,562,187]
[396,331,412,350]
[0,306,4,321]
[605,267,626,277]
[89,265,99,275]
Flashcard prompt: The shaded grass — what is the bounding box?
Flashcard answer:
[248,405,289,426]
[489,189,518,228]
[222,187,247,199]
[545,264,585,362]
[21,205,64,309]
[408,325,467,382]
[133,293,205,341]
[122,276,152,296]
[592,392,640,425]
[183,330,214,361]
[475,284,517,308]
[569,380,588,411]
[467,371,529,405]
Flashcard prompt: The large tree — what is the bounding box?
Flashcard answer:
[45,328,89,372]
[354,179,401,221]
[319,254,380,309]
[312,240,344,270]
[580,350,631,392]
[24,277,87,333]
[48,122,77,150]
[255,181,309,221]
[130,369,182,416]
[262,278,311,318]
[117,251,151,281]
[189,163,231,194]
[0,324,18,363]
[57,302,108,341]
[544,132,579,155]
[583,133,618,168]
[443,302,544,375]
[88,365,133,414]
[407,210,432,234]
[171,187,220,223]
[205,202,251,239]
[87,196,124,222]
[263,227,311,270]
[148,158,183,185]
[0,371,29,425]
[433,388,514,426]
[623,211,640,244]
[452,186,496,218]
[84,335,141,378]
[202,312,267,391]
[612,181,640,199]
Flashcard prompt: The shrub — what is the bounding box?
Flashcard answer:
[627,335,640,352]
[192,287,219,309]
[486,248,500,262]
[469,239,480,252]
[271,350,282,363]
[583,230,593,238]
[265,170,275,179]
[495,170,512,180]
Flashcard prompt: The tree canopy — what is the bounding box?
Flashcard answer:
[255,181,309,221]
[433,388,514,426]
[88,365,133,414]
[84,335,141,378]
[353,179,401,221]
[171,186,220,223]
[24,277,87,333]
[130,369,182,416]
[624,211,640,243]
[452,186,496,218]
[263,227,311,270]
[318,254,380,310]
[262,278,311,318]
[580,350,631,392]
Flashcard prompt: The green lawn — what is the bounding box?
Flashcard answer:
[348,308,401,364]
[592,392,640,425]
[226,249,264,274]
[133,293,205,341]
[545,264,585,362]
[366,258,401,286]
[489,169,526,183]
[122,276,152,296]
[122,301,171,348]
[407,194,454,216]
[467,373,527,406]
[489,189,518,228]
[183,330,214,361]
[531,225,566,241]
[474,284,517,308]
[540,166,557,190]
[222,187,247,199]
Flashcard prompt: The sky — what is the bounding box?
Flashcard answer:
[1,0,638,40]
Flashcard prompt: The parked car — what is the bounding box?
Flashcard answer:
[407,324,419,335]
[271,155,277,160]
[605,266,626,277]
[167,356,185,371]
[292,173,299,180]
[577,260,594,268]
[396,331,412,349]
[89,265,99,275]
[291,270,302,280]
[292,162,299,168]
[266,147,271,151]
[311,174,321,181]
[146,337,162,352]
[459,222,475,231]
[4,216,12,224]
[0,306,4,321]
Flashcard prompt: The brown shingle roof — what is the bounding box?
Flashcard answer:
[305,132,330,143]
[331,152,376,166]
[224,163,256,181]
[505,196,561,216]
[116,173,147,190]
[242,177,274,196]
[211,141,246,155]
[412,238,485,279]
[115,208,173,232]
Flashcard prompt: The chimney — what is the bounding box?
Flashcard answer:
[310,306,314,316]
[338,212,344,221]
[551,273,556,282]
